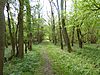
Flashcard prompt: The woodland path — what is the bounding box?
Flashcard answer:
[40,47,54,75]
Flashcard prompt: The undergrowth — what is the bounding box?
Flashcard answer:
[4,49,42,75]
[44,43,100,75]
[4,42,100,75]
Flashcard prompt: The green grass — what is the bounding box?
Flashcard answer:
[4,48,43,75]
[41,42,100,75]
[4,42,100,75]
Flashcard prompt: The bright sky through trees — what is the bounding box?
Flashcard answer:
[40,0,73,19]
[4,0,73,20]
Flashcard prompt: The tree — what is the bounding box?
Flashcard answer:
[17,0,24,58]
[25,0,32,50]
[71,26,75,46]
[49,0,57,45]
[56,0,63,49]
[6,2,16,57]
[0,0,7,74]
[61,0,72,52]
[76,26,83,48]
[71,0,100,47]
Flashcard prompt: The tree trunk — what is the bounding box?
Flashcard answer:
[49,0,57,45]
[62,18,72,52]
[61,0,72,52]
[59,25,63,49]
[25,40,28,53]
[56,0,63,49]
[0,0,6,74]
[5,29,8,48]
[25,0,32,50]
[71,26,75,46]
[17,0,24,58]
[37,13,40,44]
[15,23,19,57]
[76,27,83,48]
[28,33,32,50]
[6,2,15,57]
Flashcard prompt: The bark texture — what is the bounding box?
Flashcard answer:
[18,0,24,58]
[61,0,72,52]
[0,0,6,74]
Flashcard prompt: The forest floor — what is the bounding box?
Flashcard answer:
[40,47,54,75]
[4,41,100,75]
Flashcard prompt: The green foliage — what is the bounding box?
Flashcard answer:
[4,46,12,58]
[4,50,42,75]
[43,43,100,75]
[4,41,100,75]
[3,0,100,75]
[65,0,100,43]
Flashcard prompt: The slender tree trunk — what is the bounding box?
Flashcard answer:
[37,13,40,44]
[18,0,24,58]
[61,0,72,52]
[15,23,19,56]
[56,0,63,49]
[28,33,32,50]
[59,25,63,49]
[25,40,28,53]
[6,2,15,57]
[0,0,6,74]
[71,26,75,46]
[76,27,83,48]
[25,0,32,50]
[61,18,72,52]
[37,23,40,43]
[49,0,57,45]
[5,29,8,48]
